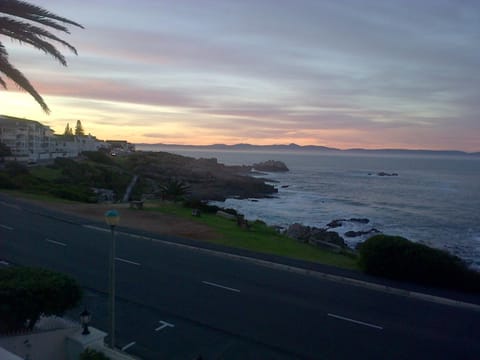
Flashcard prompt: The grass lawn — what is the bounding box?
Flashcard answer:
[146,201,359,270]
[0,190,359,270]
[29,166,62,181]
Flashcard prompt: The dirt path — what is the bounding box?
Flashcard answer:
[19,199,220,241]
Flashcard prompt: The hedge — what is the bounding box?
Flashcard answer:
[358,235,480,292]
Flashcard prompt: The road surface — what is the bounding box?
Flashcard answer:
[1,195,479,359]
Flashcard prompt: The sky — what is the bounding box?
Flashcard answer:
[1,0,479,151]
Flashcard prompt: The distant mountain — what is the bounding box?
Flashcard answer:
[343,148,476,156]
[136,143,479,156]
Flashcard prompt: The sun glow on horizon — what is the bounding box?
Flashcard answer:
[1,0,479,152]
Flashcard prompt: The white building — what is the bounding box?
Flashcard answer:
[0,115,54,161]
[0,115,105,161]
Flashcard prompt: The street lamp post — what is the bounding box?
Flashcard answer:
[80,308,91,335]
[104,209,120,349]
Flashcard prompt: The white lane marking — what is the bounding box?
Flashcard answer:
[0,201,21,210]
[83,225,480,312]
[115,257,141,266]
[83,225,110,232]
[121,341,136,351]
[327,313,383,330]
[46,238,67,247]
[155,320,175,332]
[202,281,241,293]
[0,224,14,231]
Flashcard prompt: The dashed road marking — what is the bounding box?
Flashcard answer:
[0,224,14,231]
[155,320,175,332]
[121,341,136,351]
[83,224,480,312]
[202,281,241,293]
[327,313,383,330]
[46,238,67,246]
[0,201,21,210]
[115,257,141,266]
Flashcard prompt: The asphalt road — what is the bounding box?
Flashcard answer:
[1,195,479,359]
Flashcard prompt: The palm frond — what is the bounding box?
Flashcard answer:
[0,1,83,113]
[0,43,50,113]
[0,17,78,57]
[0,0,83,32]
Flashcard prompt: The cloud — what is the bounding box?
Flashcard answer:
[2,0,478,150]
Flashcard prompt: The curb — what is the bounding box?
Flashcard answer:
[84,225,480,312]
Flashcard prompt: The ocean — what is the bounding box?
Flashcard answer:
[136,145,480,269]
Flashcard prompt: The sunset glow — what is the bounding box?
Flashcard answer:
[1,0,479,151]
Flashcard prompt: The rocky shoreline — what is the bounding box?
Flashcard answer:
[282,218,381,252]
[129,152,286,201]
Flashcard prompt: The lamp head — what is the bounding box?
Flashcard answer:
[104,209,120,227]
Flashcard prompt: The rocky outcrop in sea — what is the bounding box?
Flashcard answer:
[252,160,289,172]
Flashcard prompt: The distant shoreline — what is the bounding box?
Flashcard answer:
[135,143,480,157]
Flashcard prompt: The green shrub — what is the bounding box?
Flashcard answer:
[183,198,221,213]
[81,151,115,165]
[0,172,16,188]
[80,348,110,360]
[4,161,29,176]
[49,184,96,202]
[358,235,480,292]
[0,267,82,331]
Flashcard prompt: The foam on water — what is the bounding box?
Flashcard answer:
[141,146,480,269]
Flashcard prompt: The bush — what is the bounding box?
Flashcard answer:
[0,172,16,189]
[80,348,110,360]
[183,198,221,213]
[0,267,82,331]
[81,151,115,165]
[4,161,29,176]
[49,184,97,202]
[358,235,480,292]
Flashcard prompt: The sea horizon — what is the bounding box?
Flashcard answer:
[134,142,480,156]
[137,143,480,270]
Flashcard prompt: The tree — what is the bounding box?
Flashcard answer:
[0,267,82,331]
[0,0,83,113]
[64,122,73,136]
[159,178,191,201]
[75,120,85,136]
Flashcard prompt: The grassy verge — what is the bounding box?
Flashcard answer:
[0,189,80,204]
[0,191,359,270]
[146,201,359,270]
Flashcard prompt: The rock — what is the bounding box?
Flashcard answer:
[376,172,398,177]
[128,151,278,201]
[216,210,236,220]
[344,228,380,238]
[285,223,347,248]
[252,160,289,172]
[285,223,312,242]
[326,218,370,228]
[350,218,370,224]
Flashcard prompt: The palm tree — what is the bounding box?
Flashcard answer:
[0,0,83,113]
[159,178,191,202]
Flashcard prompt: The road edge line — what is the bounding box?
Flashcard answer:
[82,225,480,312]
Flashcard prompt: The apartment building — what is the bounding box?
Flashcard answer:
[0,115,54,161]
[0,115,105,161]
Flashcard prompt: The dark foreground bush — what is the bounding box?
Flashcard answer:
[0,267,82,331]
[358,235,480,292]
[80,348,110,360]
